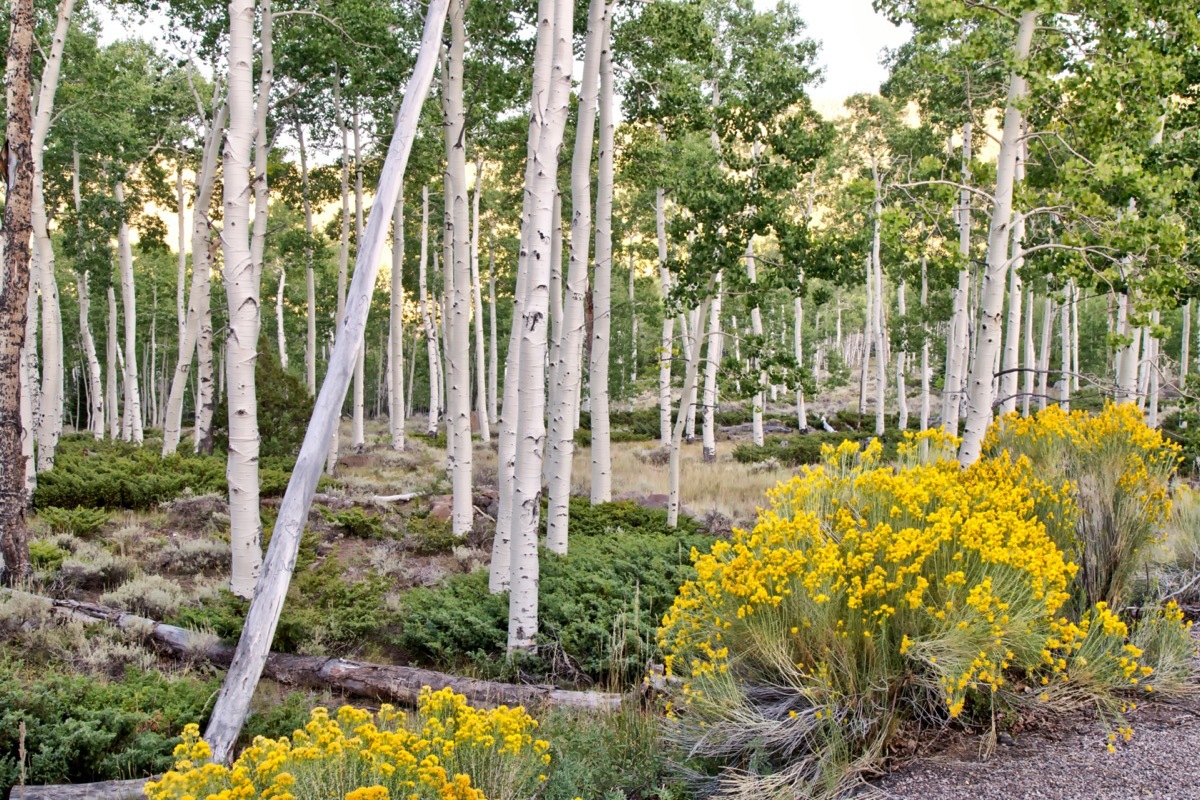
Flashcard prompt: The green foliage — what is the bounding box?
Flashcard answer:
[732,431,883,467]
[29,540,68,571]
[401,513,458,555]
[34,437,226,511]
[38,506,111,537]
[171,554,389,657]
[394,501,711,685]
[212,340,315,460]
[539,704,674,800]
[0,665,218,796]
[320,506,386,539]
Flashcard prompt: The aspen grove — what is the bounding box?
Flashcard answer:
[0,0,1198,798]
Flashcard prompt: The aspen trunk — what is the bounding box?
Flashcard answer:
[1182,300,1192,389]
[112,180,143,444]
[958,9,1036,465]
[547,0,605,552]
[871,167,886,437]
[657,187,673,445]
[390,190,406,450]
[1022,289,1035,416]
[276,268,287,369]
[443,1,474,538]
[896,281,908,431]
[1114,292,1140,404]
[508,0,573,652]
[1060,283,1071,410]
[629,253,637,384]
[1071,280,1080,392]
[194,225,218,453]
[859,257,873,420]
[494,0,559,594]
[21,282,37,495]
[998,141,1025,416]
[326,77,350,471]
[943,122,973,433]
[419,186,440,433]
[470,156,490,442]
[548,191,564,421]
[352,109,366,451]
[701,273,723,462]
[222,0,264,599]
[488,242,498,425]
[1147,310,1160,427]
[0,0,35,581]
[1038,296,1054,411]
[747,239,765,446]
[298,123,317,394]
[919,259,930,430]
[77,271,103,438]
[106,287,119,438]
[589,6,614,503]
[669,295,711,528]
[177,165,188,348]
[201,0,447,759]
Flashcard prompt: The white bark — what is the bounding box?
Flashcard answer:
[390,188,406,450]
[656,187,673,444]
[487,241,498,425]
[508,0,573,652]
[943,121,973,433]
[1182,299,1191,386]
[326,76,350,472]
[77,271,103,438]
[195,251,216,452]
[275,267,287,369]
[444,0,473,538]
[589,6,614,504]
[747,239,765,446]
[114,180,143,444]
[1071,280,1080,391]
[1114,292,1140,404]
[859,256,873,419]
[998,140,1026,416]
[222,0,263,599]
[871,165,886,437]
[701,273,723,461]
[494,0,559,594]
[21,276,38,497]
[547,191,564,417]
[419,186,440,433]
[669,295,711,528]
[470,155,490,441]
[1147,309,1160,427]
[896,281,908,430]
[547,0,605,552]
[958,9,1036,465]
[106,287,119,438]
[202,0,447,760]
[31,0,73,468]
[919,258,930,430]
[1022,289,1035,416]
[352,109,366,451]
[1038,295,1054,410]
[629,252,637,384]
[1060,283,1071,410]
[298,123,317,394]
[177,165,188,349]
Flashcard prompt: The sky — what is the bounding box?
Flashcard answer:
[786,0,912,107]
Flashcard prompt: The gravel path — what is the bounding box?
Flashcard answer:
[869,695,1200,799]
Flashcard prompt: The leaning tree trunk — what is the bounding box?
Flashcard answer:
[470,155,490,442]
[0,0,36,583]
[657,187,673,445]
[546,0,604,553]
[221,0,264,599]
[390,188,406,450]
[701,272,723,462]
[201,0,449,761]
[443,1,474,538]
[163,103,227,455]
[508,0,573,653]
[958,9,1037,466]
[325,76,351,472]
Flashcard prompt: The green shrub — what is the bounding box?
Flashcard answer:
[395,501,711,685]
[401,512,458,554]
[211,340,314,460]
[29,540,67,571]
[320,505,386,539]
[732,431,879,467]
[101,575,188,619]
[539,703,673,800]
[0,664,218,795]
[38,506,111,537]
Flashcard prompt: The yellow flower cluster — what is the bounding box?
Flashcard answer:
[658,422,1180,731]
[145,689,551,800]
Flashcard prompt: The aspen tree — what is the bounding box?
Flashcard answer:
[701,272,723,462]
[418,186,440,433]
[470,155,489,441]
[589,2,615,504]
[113,179,143,444]
[390,189,406,450]
[352,109,366,451]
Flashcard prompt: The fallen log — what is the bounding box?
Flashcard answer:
[15,776,150,800]
[3,589,624,711]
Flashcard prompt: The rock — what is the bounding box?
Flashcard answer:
[428,495,453,520]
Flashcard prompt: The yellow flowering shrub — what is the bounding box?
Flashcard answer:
[659,430,1181,798]
[984,403,1181,609]
[144,688,551,800]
